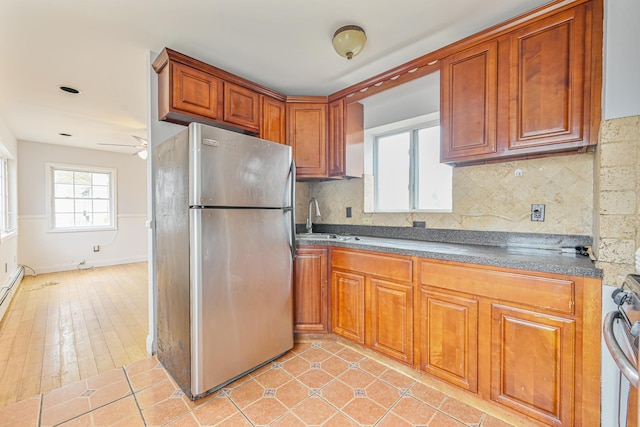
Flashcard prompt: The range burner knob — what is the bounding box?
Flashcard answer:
[631,321,640,337]
[613,288,629,306]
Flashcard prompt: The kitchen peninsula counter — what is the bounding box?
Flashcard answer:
[296,225,601,278]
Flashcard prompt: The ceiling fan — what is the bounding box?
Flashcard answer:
[98,135,148,159]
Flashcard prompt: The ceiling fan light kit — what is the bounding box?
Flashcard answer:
[332,25,367,60]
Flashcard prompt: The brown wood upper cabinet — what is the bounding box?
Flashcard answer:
[260,96,286,144]
[440,1,597,165]
[286,98,328,179]
[328,100,364,178]
[223,82,260,133]
[152,48,286,141]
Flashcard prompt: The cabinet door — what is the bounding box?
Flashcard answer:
[328,99,345,177]
[440,40,498,162]
[368,278,413,365]
[260,96,286,144]
[223,82,260,132]
[171,62,221,120]
[294,247,328,333]
[508,7,586,150]
[420,289,478,392]
[287,103,328,178]
[331,270,365,344]
[490,304,575,426]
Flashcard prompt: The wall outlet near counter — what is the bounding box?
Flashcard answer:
[531,204,545,222]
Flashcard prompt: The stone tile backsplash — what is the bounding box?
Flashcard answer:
[300,153,594,236]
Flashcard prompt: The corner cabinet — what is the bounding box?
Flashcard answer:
[293,246,329,333]
[286,98,328,179]
[440,1,599,165]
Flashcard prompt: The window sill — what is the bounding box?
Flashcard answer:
[48,226,117,234]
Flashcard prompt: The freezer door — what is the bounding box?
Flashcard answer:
[190,208,294,396]
[189,123,292,208]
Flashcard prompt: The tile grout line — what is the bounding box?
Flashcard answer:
[37,393,43,427]
[122,364,148,427]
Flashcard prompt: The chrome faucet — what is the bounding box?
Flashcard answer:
[306,198,321,234]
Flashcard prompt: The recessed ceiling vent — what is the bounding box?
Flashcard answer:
[59,86,81,94]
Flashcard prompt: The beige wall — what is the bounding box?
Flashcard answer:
[596,115,640,286]
[303,153,594,235]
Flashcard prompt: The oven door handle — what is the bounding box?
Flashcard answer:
[604,310,639,388]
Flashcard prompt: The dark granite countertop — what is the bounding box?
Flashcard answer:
[295,225,602,278]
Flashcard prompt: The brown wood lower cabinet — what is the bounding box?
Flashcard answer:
[490,304,575,427]
[420,259,600,427]
[331,270,365,344]
[293,246,329,333]
[331,248,414,365]
[420,289,478,392]
[293,246,600,426]
[369,278,414,365]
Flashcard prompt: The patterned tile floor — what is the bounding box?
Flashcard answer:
[0,340,513,426]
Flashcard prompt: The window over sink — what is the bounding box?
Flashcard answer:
[360,71,452,213]
[371,116,452,212]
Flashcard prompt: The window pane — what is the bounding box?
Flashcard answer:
[93,200,110,213]
[93,213,110,225]
[74,172,92,185]
[54,170,74,184]
[75,185,92,198]
[55,199,74,213]
[55,184,74,198]
[376,132,410,211]
[93,186,109,199]
[75,212,92,226]
[417,126,452,210]
[75,199,92,214]
[92,173,110,186]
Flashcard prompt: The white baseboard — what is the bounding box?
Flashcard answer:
[0,266,25,322]
[30,256,148,275]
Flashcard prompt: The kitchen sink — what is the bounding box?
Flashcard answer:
[296,233,353,241]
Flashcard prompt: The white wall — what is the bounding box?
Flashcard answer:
[603,0,640,119]
[18,140,147,273]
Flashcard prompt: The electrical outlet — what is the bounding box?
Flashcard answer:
[531,204,545,222]
[93,245,100,252]
[362,217,373,225]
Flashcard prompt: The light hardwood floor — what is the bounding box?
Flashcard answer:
[0,262,148,408]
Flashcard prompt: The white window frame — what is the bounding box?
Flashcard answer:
[368,113,452,213]
[0,157,13,237]
[46,163,117,232]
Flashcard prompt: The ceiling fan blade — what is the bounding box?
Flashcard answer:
[97,143,140,148]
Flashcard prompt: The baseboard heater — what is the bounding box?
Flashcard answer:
[0,265,25,323]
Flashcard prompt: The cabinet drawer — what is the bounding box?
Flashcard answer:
[420,261,575,315]
[332,249,412,284]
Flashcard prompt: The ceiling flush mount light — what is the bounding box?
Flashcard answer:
[59,86,81,94]
[332,25,367,60]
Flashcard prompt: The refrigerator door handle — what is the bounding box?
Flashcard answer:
[287,160,296,260]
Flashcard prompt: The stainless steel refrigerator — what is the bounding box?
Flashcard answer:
[154,123,295,400]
